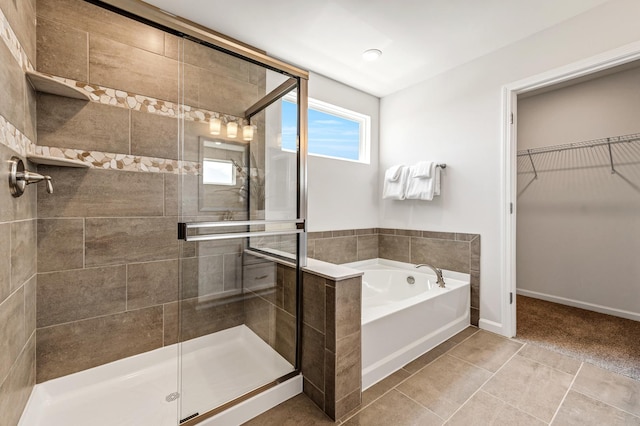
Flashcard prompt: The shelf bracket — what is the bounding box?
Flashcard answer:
[607,139,616,174]
[527,149,538,179]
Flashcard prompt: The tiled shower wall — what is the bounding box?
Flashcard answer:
[308,228,481,325]
[34,0,268,382]
[0,0,37,423]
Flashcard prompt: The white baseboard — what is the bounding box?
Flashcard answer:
[517,289,640,322]
[478,318,504,335]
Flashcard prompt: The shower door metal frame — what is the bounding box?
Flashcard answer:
[87,1,309,424]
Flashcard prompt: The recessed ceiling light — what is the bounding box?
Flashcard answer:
[362,49,382,61]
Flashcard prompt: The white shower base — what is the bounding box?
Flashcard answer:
[19,325,300,426]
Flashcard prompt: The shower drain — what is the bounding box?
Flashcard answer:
[165,392,180,402]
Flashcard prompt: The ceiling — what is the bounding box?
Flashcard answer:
[142,0,611,98]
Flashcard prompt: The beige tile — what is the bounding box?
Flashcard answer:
[378,234,410,263]
[223,252,242,291]
[356,228,377,236]
[164,34,179,60]
[37,218,84,272]
[11,219,36,291]
[180,255,224,299]
[552,390,640,426]
[37,0,165,55]
[24,275,36,341]
[518,344,581,375]
[274,307,296,366]
[454,233,478,242]
[1,0,36,63]
[303,378,325,413]
[343,389,442,426]
[183,119,209,162]
[131,110,178,160]
[182,39,252,83]
[410,237,470,273]
[0,334,35,426]
[0,287,26,383]
[447,326,479,344]
[325,284,336,353]
[24,74,37,142]
[314,237,358,265]
[422,231,455,240]
[37,265,126,327]
[397,354,492,419]
[324,349,336,417]
[448,330,522,372]
[127,260,179,310]
[89,35,178,102]
[301,322,325,390]
[336,332,361,400]
[37,167,164,218]
[37,17,88,81]
[0,19,27,132]
[403,340,458,374]
[179,296,244,342]
[335,387,362,420]
[573,362,640,417]
[482,355,573,422]
[0,223,10,303]
[397,229,422,237]
[333,229,356,237]
[470,236,480,272]
[282,265,297,316]
[163,174,179,216]
[36,306,163,382]
[36,93,130,152]
[194,64,259,117]
[446,390,546,426]
[302,272,325,333]
[244,292,275,346]
[470,270,480,309]
[163,302,179,346]
[85,217,179,267]
[357,234,378,261]
[335,277,361,339]
[362,367,411,407]
[243,394,334,426]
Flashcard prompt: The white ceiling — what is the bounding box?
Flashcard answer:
[142,0,611,98]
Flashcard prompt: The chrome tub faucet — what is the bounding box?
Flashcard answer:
[415,264,446,288]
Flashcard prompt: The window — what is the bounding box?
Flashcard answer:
[202,159,236,186]
[282,95,370,163]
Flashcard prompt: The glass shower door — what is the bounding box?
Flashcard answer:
[176,37,306,424]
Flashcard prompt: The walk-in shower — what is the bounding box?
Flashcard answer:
[17,0,308,424]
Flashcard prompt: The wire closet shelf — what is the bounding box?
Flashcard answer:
[516,132,640,178]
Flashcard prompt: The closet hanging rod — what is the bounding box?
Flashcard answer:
[516,132,640,157]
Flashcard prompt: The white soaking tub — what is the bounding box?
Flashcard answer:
[344,258,470,390]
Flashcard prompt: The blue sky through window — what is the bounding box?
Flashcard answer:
[282,99,361,160]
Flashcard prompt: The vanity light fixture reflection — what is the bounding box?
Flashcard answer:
[226,122,238,138]
[209,118,222,135]
[242,125,254,141]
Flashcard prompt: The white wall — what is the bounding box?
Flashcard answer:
[516,66,640,318]
[307,72,380,231]
[378,0,640,333]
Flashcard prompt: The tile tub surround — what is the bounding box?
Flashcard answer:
[249,327,640,425]
[308,228,481,326]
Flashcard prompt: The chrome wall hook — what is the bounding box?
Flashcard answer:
[8,156,53,197]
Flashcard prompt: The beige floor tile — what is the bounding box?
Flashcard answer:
[241,394,334,425]
[447,326,479,344]
[362,369,411,406]
[448,330,522,372]
[518,344,581,375]
[445,390,546,426]
[552,391,640,426]
[397,355,492,419]
[482,355,573,422]
[573,362,640,417]
[403,340,457,374]
[343,389,443,426]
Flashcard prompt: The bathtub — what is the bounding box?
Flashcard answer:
[344,258,470,390]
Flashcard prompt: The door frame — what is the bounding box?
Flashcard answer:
[501,40,640,338]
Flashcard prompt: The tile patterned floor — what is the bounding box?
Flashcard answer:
[244,327,640,425]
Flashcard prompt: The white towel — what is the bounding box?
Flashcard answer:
[434,166,441,196]
[411,161,433,178]
[383,166,409,199]
[406,163,438,200]
[385,164,404,182]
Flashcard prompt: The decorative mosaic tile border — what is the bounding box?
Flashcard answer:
[0,7,34,71]
[0,115,34,157]
[34,146,200,175]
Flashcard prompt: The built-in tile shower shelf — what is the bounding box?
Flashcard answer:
[27,154,89,168]
[25,70,91,101]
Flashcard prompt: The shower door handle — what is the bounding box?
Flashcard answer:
[177,219,305,242]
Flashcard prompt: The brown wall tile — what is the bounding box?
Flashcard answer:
[471,307,479,327]
[163,302,178,346]
[0,40,26,134]
[37,218,84,272]
[37,17,88,81]
[131,110,178,159]
[396,229,421,237]
[332,230,355,237]
[275,307,296,366]
[282,264,297,316]
[11,219,36,291]
[0,287,26,383]
[378,234,410,263]
[357,235,378,261]
[303,378,325,412]
[179,296,244,342]
[410,237,470,273]
[191,64,260,117]
[302,272,325,333]
[0,223,10,303]
[471,270,480,309]
[325,284,336,353]
[224,253,242,292]
[181,255,224,299]
[89,35,178,102]
[1,0,36,63]
[37,265,126,327]
[24,275,36,341]
[422,231,456,240]
[85,217,179,266]
[324,350,335,418]
[245,292,275,346]
[471,236,481,272]
[335,332,361,400]
[37,0,165,56]
[356,228,376,235]
[24,80,37,143]
[36,306,163,382]
[335,277,361,340]
[127,260,179,310]
[164,34,179,60]
[314,237,357,265]
[36,93,130,152]
[0,334,35,426]
[335,388,362,420]
[301,322,325,391]
[182,39,253,83]
[163,174,178,216]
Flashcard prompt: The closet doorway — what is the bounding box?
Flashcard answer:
[513,61,640,380]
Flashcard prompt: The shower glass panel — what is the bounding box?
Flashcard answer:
[177,37,304,423]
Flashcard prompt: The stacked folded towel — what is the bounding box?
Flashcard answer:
[383,165,409,199]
